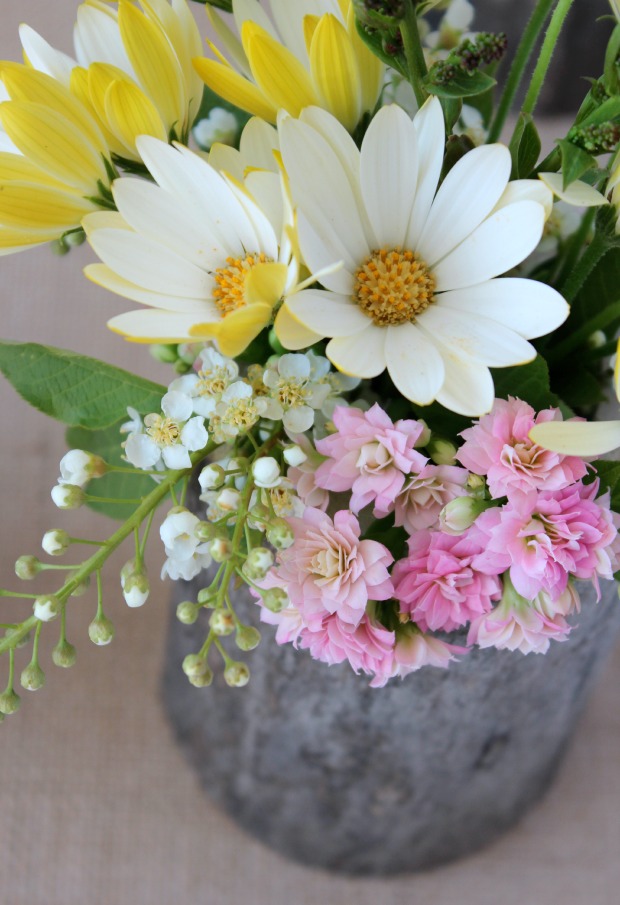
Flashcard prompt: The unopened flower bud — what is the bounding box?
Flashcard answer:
[197,586,217,606]
[52,639,77,668]
[224,661,250,688]
[248,502,270,525]
[466,473,486,491]
[235,624,261,651]
[15,555,41,580]
[123,573,150,608]
[209,609,235,636]
[282,445,307,467]
[0,690,21,714]
[59,449,107,486]
[262,587,288,613]
[199,463,226,491]
[150,343,179,364]
[195,520,216,542]
[51,483,85,509]
[188,667,214,687]
[252,457,281,488]
[34,595,61,622]
[176,601,199,624]
[243,547,274,581]
[21,663,45,691]
[414,420,432,448]
[209,536,233,562]
[266,519,295,550]
[587,330,607,350]
[120,558,138,585]
[182,653,209,677]
[88,614,115,646]
[440,497,490,534]
[428,437,458,466]
[216,487,241,512]
[42,529,71,556]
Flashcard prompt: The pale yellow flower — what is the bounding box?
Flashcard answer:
[194,0,383,133]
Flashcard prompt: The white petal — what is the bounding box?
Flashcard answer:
[84,264,212,314]
[493,179,553,219]
[326,328,387,378]
[406,96,445,248]
[88,228,213,298]
[418,306,536,367]
[417,144,511,266]
[279,116,369,272]
[233,0,279,42]
[124,434,161,469]
[529,420,620,457]
[75,6,133,74]
[385,323,444,404]
[436,278,569,339]
[360,105,419,248]
[19,25,76,85]
[225,177,279,259]
[297,214,355,294]
[283,406,315,434]
[180,417,209,451]
[244,170,284,239]
[238,117,279,172]
[286,288,371,337]
[434,345,495,416]
[539,173,608,207]
[108,309,209,341]
[433,201,545,292]
[279,353,310,379]
[162,390,193,422]
[162,445,192,470]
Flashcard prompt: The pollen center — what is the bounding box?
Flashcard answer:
[146,416,180,446]
[213,252,271,317]
[355,248,436,326]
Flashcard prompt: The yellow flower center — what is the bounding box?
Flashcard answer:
[274,379,310,409]
[355,248,436,326]
[196,366,229,397]
[145,416,180,446]
[213,252,271,317]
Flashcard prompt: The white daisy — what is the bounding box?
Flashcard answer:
[279,99,569,416]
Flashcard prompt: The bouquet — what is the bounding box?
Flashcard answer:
[2,0,620,715]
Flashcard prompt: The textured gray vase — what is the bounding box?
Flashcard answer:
[162,574,620,875]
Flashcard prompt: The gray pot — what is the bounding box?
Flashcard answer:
[162,575,620,875]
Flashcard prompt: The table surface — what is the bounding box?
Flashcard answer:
[1,3,620,904]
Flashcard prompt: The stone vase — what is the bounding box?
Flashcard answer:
[162,574,620,875]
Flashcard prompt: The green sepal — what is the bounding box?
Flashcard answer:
[509,113,542,179]
[424,68,496,100]
[557,139,597,190]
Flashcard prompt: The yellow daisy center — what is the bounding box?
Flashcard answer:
[213,252,272,317]
[355,248,436,326]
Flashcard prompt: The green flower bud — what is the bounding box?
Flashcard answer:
[195,520,216,542]
[197,587,217,606]
[224,662,250,688]
[266,519,295,550]
[52,639,77,668]
[188,668,214,687]
[182,653,209,678]
[209,537,234,562]
[243,546,274,581]
[51,484,85,510]
[150,343,180,364]
[0,689,21,714]
[42,529,71,556]
[262,587,289,613]
[209,610,235,636]
[235,625,261,652]
[15,555,41,580]
[427,437,458,466]
[176,601,199,625]
[21,663,45,691]
[88,614,115,646]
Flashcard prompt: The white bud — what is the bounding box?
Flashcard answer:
[33,595,61,622]
[51,484,85,509]
[224,662,250,688]
[198,463,226,491]
[439,497,490,534]
[59,449,106,487]
[266,519,295,550]
[252,456,282,488]
[122,573,150,608]
[282,445,307,467]
[88,615,115,646]
[209,537,233,562]
[209,610,235,636]
[42,529,71,556]
[216,487,241,512]
[243,546,274,581]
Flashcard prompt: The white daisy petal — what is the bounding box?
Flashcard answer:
[326,328,387,378]
[19,25,76,85]
[108,309,206,341]
[233,0,279,42]
[297,215,355,294]
[238,117,279,173]
[406,96,445,248]
[529,420,620,457]
[286,288,371,337]
[436,278,569,339]
[433,201,545,292]
[418,307,536,367]
[434,346,495,416]
[493,179,553,219]
[84,264,212,314]
[360,105,419,248]
[417,144,511,266]
[539,172,608,208]
[385,323,445,404]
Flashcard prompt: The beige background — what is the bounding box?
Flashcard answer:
[1,3,620,904]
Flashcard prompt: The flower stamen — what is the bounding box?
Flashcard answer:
[355,248,436,326]
[213,253,272,317]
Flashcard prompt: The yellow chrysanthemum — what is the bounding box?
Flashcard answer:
[0,66,115,254]
[194,0,384,133]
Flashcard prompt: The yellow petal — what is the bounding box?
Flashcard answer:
[615,338,620,402]
[0,182,95,231]
[242,22,317,118]
[529,421,620,457]
[104,79,168,154]
[193,57,278,124]
[0,102,108,192]
[539,173,608,207]
[274,303,322,350]
[346,6,383,114]
[244,261,288,306]
[118,0,185,133]
[0,151,70,189]
[1,65,108,155]
[303,15,320,54]
[309,14,361,133]
[71,66,128,158]
[0,227,60,253]
[190,302,273,357]
[205,6,252,78]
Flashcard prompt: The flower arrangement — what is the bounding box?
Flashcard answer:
[2,0,620,712]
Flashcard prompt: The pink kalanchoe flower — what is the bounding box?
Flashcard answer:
[314,404,428,514]
[472,480,618,601]
[468,578,580,654]
[457,397,587,505]
[369,628,466,687]
[264,507,394,627]
[299,611,396,681]
[389,463,470,531]
[392,529,502,633]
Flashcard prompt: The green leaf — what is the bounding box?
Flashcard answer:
[491,356,558,411]
[572,245,620,329]
[0,341,166,429]
[577,96,620,129]
[556,365,608,410]
[604,24,620,95]
[66,422,158,521]
[425,69,496,99]
[509,114,541,179]
[557,139,597,189]
[592,459,620,511]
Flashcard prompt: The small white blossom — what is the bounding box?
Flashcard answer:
[124,388,208,472]
[59,450,106,487]
[51,484,85,509]
[42,529,71,556]
[250,478,304,520]
[216,487,242,512]
[34,595,60,622]
[282,444,307,467]
[121,407,143,434]
[252,457,282,488]
[160,508,212,582]
[263,353,331,434]
[193,108,239,151]
[170,347,239,418]
[199,463,226,492]
[212,381,278,443]
[122,573,150,608]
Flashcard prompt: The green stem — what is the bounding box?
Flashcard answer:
[551,206,597,287]
[547,301,620,364]
[558,229,610,303]
[399,2,429,108]
[0,443,215,656]
[521,0,577,118]
[488,0,555,143]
